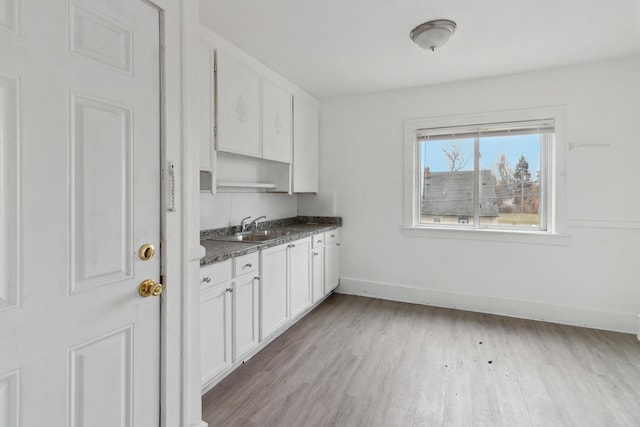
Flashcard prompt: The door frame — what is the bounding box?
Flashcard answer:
[149,1,207,425]
[144,1,204,426]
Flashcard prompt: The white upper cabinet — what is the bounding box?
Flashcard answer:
[216,51,261,158]
[198,26,319,193]
[293,96,319,193]
[261,79,293,163]
[198,39,216,171]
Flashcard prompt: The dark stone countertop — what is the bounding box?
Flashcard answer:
[200,217,342,266]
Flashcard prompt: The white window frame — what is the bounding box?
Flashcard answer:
[403,107,568,245]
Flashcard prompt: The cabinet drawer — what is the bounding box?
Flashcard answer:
[324,229,339,245]
[200,260,232,291]
[312,233,325,248]
[234,252,259,277]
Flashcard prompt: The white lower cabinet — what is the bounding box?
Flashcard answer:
[311,229,340,299]
[200,253,260,389]
[324,230,340,293]
[200,230,338,391]
[311,244,324,304]
[260,243,289,340]
[260,237,311,340]
[233,272,260,361]
[200,260,232,385]
[289,238,312,319]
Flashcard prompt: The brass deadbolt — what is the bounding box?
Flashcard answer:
[139,244,155,261]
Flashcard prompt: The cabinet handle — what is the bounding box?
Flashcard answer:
[202,276,211,283]
[331,234,335,238]
[226,287,233,293]
[255,276,260,281]
[337,243,341,246]
[317,240,322,243]
[288,244,296,249]
[313,252,319,256]
[245,263,252,268]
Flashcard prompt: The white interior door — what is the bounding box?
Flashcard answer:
[0,1,162,426]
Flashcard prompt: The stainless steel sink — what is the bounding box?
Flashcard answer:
[213,228,299,243]
[251,229,297,237]
[213,232,273,242]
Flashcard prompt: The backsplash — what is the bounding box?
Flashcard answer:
[200,192,298,230]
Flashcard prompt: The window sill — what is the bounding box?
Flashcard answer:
[402,226,570,246]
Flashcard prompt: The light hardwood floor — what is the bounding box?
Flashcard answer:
[202,294,640,427]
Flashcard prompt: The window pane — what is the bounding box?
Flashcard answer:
[479,134,542,229]
[419,138,475,226]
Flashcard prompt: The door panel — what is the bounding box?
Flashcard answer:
[233,275,259,360]
[198,39,215,171]
[0,75,18,311]
[70,94,134,292]
[260,244,289,340]
[0,0,18,32]
[216,51,261,157]
[292,96,319,192]
[69,326,134,427]
[0,1,161,425]
[70,3,133,73]
[262,79,292,163]
[289,238,311,318]
[0,370,19,426]
[200,286,232,384]
[312,249,324,303]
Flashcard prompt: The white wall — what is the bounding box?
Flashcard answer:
[321,57,640,333]
[200,193,298,230]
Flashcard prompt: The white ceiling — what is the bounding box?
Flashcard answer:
[199,0,640,99]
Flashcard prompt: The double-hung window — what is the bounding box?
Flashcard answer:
[404,109,566,236]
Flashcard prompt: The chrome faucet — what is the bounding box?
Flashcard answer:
[248,215,267,231]
[240,216,252,232]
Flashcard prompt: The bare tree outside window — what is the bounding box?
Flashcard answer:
[441,143,469,171]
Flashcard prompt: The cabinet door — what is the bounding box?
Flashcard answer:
[325,243,340,293]
[216,51,261,157]
[260,243,289,340]
[311,247,324,303]
[289,238,311,318]
[292,96,319,192]
[200,285,232,385]
[262,79,292,163]
[198,39,216,171]
[233,275,260,361]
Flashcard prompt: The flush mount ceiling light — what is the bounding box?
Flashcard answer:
[410,19,457,52]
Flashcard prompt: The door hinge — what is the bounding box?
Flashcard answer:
[213,63,217,73]
[214,126,217,136]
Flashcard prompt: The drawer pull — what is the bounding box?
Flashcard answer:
[337,243,341,246]
[331,234,335,238]
[255,276,260,281]
[313,252,319,256]
[245,263,252,268]
[226,287,233,293]
[202,276,212,283]
[317,240,322,243]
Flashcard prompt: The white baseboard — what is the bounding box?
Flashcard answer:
[337,277,637,334]
[191,421,208,427]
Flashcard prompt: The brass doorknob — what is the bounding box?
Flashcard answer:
[139,279,163,297]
